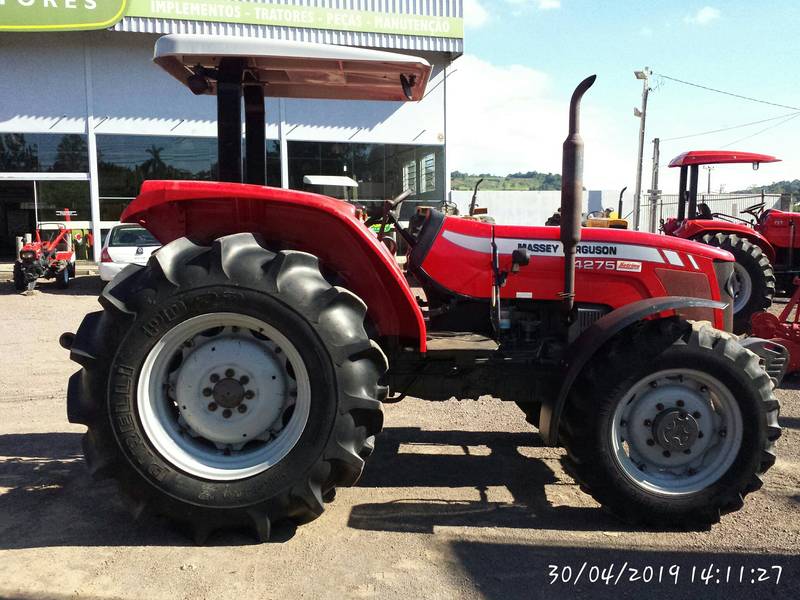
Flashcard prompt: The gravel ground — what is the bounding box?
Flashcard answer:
[0,275,798,600]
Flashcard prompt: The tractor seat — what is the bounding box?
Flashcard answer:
[697,203,713,219]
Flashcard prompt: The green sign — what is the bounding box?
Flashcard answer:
[0,0,128,31]
[0,0,463,38]
[126,0,463,38]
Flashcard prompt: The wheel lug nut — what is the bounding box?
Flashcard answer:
[210,373,220,383]
[663,450,671,458]
[244,390,255,399]
[676,400,684,407]
[683,449,691,454]
[223,409,232,418]
[202,387,213,397]
[700,386,708,393]
[237,404,247,413]
[698,431,704,438]
[719,429,727,438]
[644,419,652,427]
[693,411,701,418]
[240,375,249,385]
[208,402,218,411]
[646,439,655,446]
[225,368,235,378]
[656,403,664,411]
[687,468,697,476]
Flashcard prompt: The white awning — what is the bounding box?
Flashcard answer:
[303,175,359,187]
[154,34,431,101]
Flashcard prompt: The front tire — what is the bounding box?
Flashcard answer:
[56,266,70,289]
[13,262,25,291]
[66,234,386,542]
[700,233,774,333]
[561,319,780,528]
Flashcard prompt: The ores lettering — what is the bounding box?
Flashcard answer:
[4,0,98,8]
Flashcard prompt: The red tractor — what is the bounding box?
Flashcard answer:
[14,219,76,292]
[660,151,785,332]
[62,36,785,542]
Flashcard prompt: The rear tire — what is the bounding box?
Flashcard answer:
[13,262,25,291]
[561,319,780,528]
[700,233,774,333]
[66,233,386,542]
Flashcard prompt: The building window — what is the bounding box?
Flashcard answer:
[96,135,281,221]
[0,133,88,173]
[419,153,436,194]
[402,158,417,194]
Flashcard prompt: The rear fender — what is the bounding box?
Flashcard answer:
[681,221,776,263]
[538,296,726,446]
[121,180,426,350]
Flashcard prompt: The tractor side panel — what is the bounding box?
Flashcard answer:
[419,217,729,328]
[678,220,776,263]
[121,180,426,350]
[757,210,800,252]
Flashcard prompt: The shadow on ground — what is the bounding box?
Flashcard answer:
[0,425,633,549]
[348,426,629,535]
[0,275,103,297]
[0,432,283,549]
[449,540,800,600]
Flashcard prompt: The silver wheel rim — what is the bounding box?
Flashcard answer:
[731,263,752,314]
[610,369,743,496]
[138,312,311,481]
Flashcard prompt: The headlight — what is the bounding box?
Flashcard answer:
[19,250,36,260]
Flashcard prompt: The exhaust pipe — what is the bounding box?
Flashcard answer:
[560,74,596,320]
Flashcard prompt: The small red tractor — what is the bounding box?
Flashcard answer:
[660,151,790,332]
[62,36,786,542]
[14,217,76,292]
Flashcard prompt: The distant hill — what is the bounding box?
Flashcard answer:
[734,180,800,194]
[451,170,562,191]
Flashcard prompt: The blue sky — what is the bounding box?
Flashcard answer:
[450,1,800,192]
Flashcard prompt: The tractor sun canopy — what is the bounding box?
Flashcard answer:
[669,150,780,221]
[154,34,431,102]
[153,34,431,185]
[669,150,781,168]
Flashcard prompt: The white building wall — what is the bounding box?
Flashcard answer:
[0,31,446,145]
[451,190,590,226]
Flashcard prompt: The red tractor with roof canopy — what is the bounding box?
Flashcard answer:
[661,150,790,332]
[62,35,786,542]
[14,216,76,291]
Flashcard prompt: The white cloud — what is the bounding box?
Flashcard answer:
[446,55,629,189]
[464,0,489,29]
[684,6,721,25]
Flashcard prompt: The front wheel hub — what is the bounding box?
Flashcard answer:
[652,409,699,452]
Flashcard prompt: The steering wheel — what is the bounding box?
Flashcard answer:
[364,189,413,231]
[741,201,766,219]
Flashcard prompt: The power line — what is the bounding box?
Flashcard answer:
[661,111,800,142]
[722,112,800,148]
[656,73,800,112]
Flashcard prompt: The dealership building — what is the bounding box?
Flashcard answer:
[0,0,463,260]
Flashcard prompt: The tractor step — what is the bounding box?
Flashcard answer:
[426,332,498,351]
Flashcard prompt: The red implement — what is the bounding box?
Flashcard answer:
[751,276,800,375]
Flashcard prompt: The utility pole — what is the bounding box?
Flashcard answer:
[647,137,660,233]
[705,165,714,194]
[632,67,651,231]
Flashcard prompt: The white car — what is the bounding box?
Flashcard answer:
[99,224,161,281]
